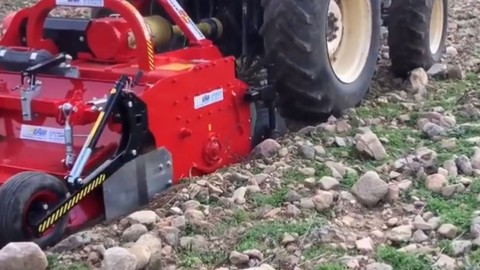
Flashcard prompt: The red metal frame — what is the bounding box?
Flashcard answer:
[0,0,251,235]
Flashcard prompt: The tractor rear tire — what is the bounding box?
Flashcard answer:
[387,0,448,77]
[0,172,69,249]
[260,0,382,122]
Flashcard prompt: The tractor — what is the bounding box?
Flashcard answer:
[0,0,448,248]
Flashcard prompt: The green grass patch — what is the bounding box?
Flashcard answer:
[341,172,357,189]
[178,250,227,268]
[356,102,407,122]
[47,255,89,270]
[314,263,347,270]
[412,179,480,232]
[282,169,306,184]
[438,239,453,255]
[371,126,418,158]
[248,187,288,207]
[302,244,345,260]
[236,218,325,251]
[375,246,431,270]
[466,249,480,267]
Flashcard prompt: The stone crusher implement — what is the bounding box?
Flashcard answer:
[0,0,281,248]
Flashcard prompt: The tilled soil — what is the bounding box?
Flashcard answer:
[0,1,480,270]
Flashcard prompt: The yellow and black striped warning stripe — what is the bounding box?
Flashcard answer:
[146,40,155,71]
[37,173,107,234]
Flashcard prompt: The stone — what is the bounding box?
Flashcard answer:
[428,217,442,230]
[303,177,317,188]
[413,215,433,231]
[355,131,387,160]
[252,139,281,159]
[412,229,429,243]
[243,249,264,261]
[135,233,162,253]
[128,244,151,270]
[433,254,456,270]
[351,171,388,207]
[422,122,446,139]
[384,184,400,203]
[232,187,248,204]
[0,242,47,270]
[471,147,480,170]
[386,225,413,243]
[437,224,458,239]
[102,247,137,270]
[450,240,472,257]
[184,209,205,222]
[425,173,447,192]
[170,216,186,230]
[443,159,458,177]
[365,263,393,270]
[297,145,316,160]
[441,183,465,197]
[122,224,148,242]
[299,198,315,209]
[318,176,340,190]
[281,233,296,245]
[456,155,473,175]
[409,67,428,92]
[299,167,315,176]
[447,65,465,80]
[285,190,301,202]
[470,216,480,238]
[50,231,93,253]
[386,218,398,227]
[286,204,301,218]
[229,251,249,266]
[312,191,334,211]
[446,46,458,57]
[126,210,159,226]
[355,237,374,254]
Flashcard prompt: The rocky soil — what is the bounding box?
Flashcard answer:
[1,1,480,270]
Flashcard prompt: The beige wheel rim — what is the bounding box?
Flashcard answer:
[327,0,373,84]
[429,0,444,54]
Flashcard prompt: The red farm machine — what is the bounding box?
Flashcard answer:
[0,0,448,248]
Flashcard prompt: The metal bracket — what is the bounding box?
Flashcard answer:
[20,79,42,121]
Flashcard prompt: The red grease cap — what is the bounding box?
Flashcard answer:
[86,19,122,60]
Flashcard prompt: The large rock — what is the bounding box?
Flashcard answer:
[386,225,413,243]
[102,247,137,270]
[312,191,333,211]
[252,139,281,159]
[351,171,388,207]
[126,210,160,226]
[50,231,93,253]
[355,131,387,160]
[0,242,47,270]
[122,224,148,242]
[425,173,447,192]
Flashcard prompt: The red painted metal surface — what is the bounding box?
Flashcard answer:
[0,0,251,234]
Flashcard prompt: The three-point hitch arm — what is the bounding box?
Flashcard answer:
[32,71,149,236]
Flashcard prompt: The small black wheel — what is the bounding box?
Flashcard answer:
[0,172,69,249]
[388,0,448,77]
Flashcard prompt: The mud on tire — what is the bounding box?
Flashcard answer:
[388,0,448,77]
[260,0,382,122]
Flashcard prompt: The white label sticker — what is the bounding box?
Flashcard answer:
[20,124,65,144]
[194,88,224,109]
[55,0,104,7]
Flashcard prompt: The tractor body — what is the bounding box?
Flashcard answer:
[0,0,260,247]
